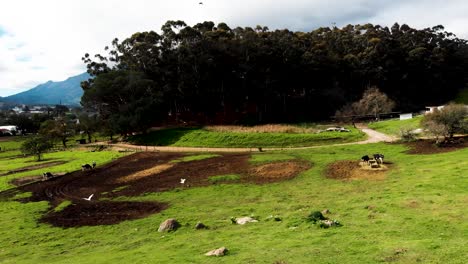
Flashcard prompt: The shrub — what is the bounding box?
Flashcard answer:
[422,103,468,144]
[399,126,417,142]
[20,136,53,161]
[307,211,326,223]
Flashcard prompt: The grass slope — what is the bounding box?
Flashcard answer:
[0,143,467,263]
[368,116,423,136]
[454,88,468,104]
[129,127,366,148]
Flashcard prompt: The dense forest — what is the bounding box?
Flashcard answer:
[81,21,468,134]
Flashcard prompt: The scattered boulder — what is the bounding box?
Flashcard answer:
[234,216,258,225]
[308,210,342,228]
[318,219,341,228]
[321,209,331,215]
[205,247,228,257]
[195,221,208,229]
[158,218,180,232]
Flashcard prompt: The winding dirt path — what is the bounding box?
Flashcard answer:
[94,125,397,153]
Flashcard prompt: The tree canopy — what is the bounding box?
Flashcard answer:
[82,21,468,132]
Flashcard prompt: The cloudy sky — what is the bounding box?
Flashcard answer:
[1,0,467,96]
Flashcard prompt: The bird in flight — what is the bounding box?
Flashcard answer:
[199,2,203,4]
[83,194,94,201]
[180,178,186,184]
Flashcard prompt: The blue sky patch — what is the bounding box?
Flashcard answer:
[16,55,32,62]
[0,26,7,37]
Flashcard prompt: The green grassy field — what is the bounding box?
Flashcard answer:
[368,116,423,136]
[454,88,468,104]
[128,126,366,148]
[0,149,128,192]
[0,141,466,263]
[170,154,221,163]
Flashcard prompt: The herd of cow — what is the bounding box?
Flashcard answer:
[42,161,96,181]
[360,154,385,168]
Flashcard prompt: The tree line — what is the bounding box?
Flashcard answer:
[81,21,468,135]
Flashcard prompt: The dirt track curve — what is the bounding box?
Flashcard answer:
[0,152,310,227]
[95,125,397,153]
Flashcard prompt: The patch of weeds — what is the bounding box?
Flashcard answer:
[307,211,326,223]
[13,192,32,200]
[307,210,342,228]
[171,154,220,163]
[380,248,408,262]
[112,185,129,192]
[54,200,72,212]
[286,216,304,228]
[208,174,241,184]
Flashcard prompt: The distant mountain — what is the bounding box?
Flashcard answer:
[4,73,90,106]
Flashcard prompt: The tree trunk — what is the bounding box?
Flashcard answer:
[87,132,92,143]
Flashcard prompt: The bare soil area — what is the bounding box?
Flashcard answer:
[247,161,311,183]
[1,152,310,227]
[0,161,66,177]
[404,137,467,154]
[326,160,388,180]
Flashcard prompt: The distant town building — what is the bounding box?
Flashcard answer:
[0,125,18,135]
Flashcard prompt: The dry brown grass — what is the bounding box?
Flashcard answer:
[115,164,174,183]
[326,160,387,180]
[249,161,310,179]
[204,124,317,134]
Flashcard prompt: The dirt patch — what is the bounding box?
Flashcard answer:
[115,164,174,183]
[404,137,467,154]
[0,161,66,177]
[248,161,310,183]
[326,160,387,180]
[10,172,67,186]
[40,201,167,228]
[10,176,43,186]
[0,152,310,227]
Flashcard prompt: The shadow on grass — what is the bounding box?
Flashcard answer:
[128,127,199,146]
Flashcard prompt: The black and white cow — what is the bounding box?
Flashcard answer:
[81,164,93,171]
[373,154,384,164]
[42,172,53,181]
[361,155,370,164]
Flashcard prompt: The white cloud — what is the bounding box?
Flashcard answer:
[1,0,467,96]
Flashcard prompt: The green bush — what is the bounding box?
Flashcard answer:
[307,211,326,223]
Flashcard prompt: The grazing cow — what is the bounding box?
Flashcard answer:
[42,172,53,181]
[373,154,384,164]
[361,155,370,164]
[81,164,93,171]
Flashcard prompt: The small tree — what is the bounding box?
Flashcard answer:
[20,136,53,161]
[39,118,74,148]
[77,114,99,143]
[335,87,395,121]
[353,87,395,119]
[422,103,468,144]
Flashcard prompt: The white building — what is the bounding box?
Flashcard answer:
[424,105,445,115]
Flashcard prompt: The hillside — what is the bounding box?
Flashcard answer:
[4,73,90,106]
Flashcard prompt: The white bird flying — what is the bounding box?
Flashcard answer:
[83,194,94,201]
[180,178,186,184]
